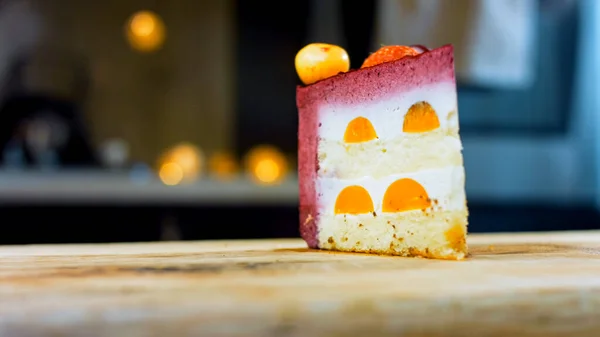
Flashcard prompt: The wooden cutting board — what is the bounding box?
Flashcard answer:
[1,231,600,337]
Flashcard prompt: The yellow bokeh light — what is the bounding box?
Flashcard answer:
[254,158,280,184]
[125,10,166,53]
[170,144,202,175]
[131,13,155,37]
[244,145,288,185]
[159,162,183,186]
[208,151,239,181]
[157,142,203,185]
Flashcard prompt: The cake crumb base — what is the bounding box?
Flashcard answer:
[316,209,468,261]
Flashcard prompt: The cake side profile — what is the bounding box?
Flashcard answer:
[296,44,468,260]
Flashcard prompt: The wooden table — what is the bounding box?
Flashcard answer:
[1,231,600,337]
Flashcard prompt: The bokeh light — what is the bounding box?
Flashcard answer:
[244,145,288,185]
[208,151,239,181]
[159,162,183,186]
[157,142,203,185]
[125,10,166,53]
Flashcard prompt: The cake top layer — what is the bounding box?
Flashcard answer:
[296,45,454,108]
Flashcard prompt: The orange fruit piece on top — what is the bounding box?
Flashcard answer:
[295,43,350,85]
[361,45,419,69]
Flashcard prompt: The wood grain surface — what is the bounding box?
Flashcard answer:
[1,231,600,337]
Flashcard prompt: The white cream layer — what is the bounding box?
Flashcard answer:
[316,166,466,215]
[317,81,458,141]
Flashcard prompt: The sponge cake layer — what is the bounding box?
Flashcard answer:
[318,128,462,179]
[317,209,468,260]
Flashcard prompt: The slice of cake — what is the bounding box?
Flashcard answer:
[296,43,468,260]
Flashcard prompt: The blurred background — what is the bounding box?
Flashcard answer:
[0,0,598,245]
